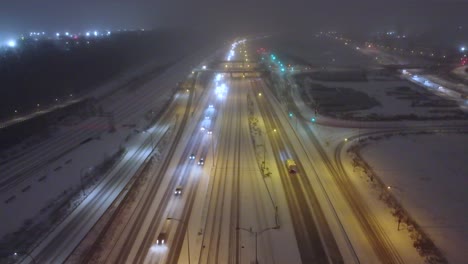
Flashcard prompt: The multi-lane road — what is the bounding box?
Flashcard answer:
[15,39,467,264]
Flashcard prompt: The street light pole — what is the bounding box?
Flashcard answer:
[262,129,277,172]
[167,217,190,264]
[386,185,404,231]
[237,225,279,264]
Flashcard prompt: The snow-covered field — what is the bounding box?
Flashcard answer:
[297,75,465,121]
[357,133,468,264]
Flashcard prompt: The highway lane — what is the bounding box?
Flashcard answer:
[79,72,217,264]
[100,73,203,264]
[196,77,240,264]
[252,79,343,263]
[16,72,199,264]
[146,76,223,264]
[263,77,405,263]
[23,124,171,264]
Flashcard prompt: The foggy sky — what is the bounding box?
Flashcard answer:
[1,0,467,38]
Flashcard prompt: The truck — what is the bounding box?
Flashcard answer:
[286,159,297,173]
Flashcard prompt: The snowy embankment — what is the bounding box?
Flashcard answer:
[347,133,468,263]
[452,66,468,82]
[0,41,224,244]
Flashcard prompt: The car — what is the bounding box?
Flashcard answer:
[208,104,214,108]
[157,219,170,245]
[207,130,212,135]
[205,116,210,120]
[200,126,205,131]
[198,158,205,166]
[189,153,196,160]
[174,186,182,195]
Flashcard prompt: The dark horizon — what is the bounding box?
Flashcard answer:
[1,0,467,40]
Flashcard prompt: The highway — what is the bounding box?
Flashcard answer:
[15,38,466,264]
[18,70,199,263]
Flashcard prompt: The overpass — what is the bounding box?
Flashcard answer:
[194,68,269,78]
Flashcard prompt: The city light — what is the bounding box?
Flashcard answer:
[6,39,17,48]
[461,46,466,52]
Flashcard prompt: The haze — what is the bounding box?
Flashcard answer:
[1,0,467,37]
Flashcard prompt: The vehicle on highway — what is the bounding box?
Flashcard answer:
[157,219,171,245]
[189,153,196,160]
[207,130,212,135]
[174,186,182,195]
[208,104,214,108]
[286,159,297,173]
[198,158,205,166]
[205,116,210,120]
[200,126,205,131]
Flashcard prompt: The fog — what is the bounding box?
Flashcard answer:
[1,0,467,39]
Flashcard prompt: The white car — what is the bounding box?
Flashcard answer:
[200,126,205,131]
[174,186,182,195]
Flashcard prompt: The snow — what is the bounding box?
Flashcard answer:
[452,66,468,82]
[358,133,468,263]
[0,41,222,246]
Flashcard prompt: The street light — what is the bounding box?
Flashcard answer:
[167,217,191,264]
[13,251,37,263]
[237,226,279,264]
[387,185,405,230]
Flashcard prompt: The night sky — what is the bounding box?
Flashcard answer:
[0,0,467,38]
